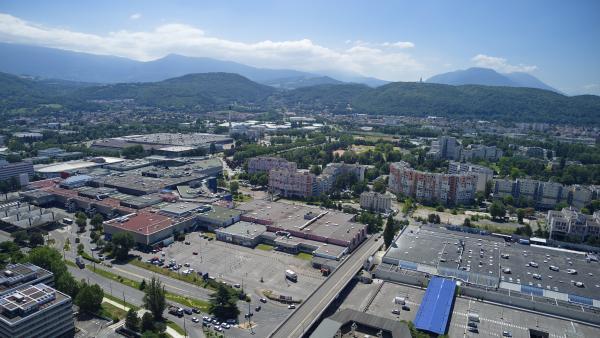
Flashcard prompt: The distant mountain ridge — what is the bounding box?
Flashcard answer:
[0,42,385,88]
[427,67,558,92]
[0,71,598,125]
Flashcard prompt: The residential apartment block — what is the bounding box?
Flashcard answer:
[360,191,392,212]
[493,179,598,210]
[448,161,494,192]
[461,144,503,162]
[427,136,461,160]
[247,156,297,174]
[269,168,317,198]
[388,161,477,205]
[547,207,600,241]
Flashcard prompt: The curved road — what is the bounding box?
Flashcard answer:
[270,236,382,338]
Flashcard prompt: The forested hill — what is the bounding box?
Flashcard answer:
[350,82,600,124]
[77,72,276,110]
[1,71,599,125]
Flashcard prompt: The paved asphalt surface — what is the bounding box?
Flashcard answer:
[270,235,383,338]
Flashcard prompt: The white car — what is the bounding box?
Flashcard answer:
[192,317,199,323]
[528,262,539,268]
[288,304,296,309]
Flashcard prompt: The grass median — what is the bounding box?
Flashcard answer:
[87,265,210,313]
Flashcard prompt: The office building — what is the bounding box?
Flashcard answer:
[0,283,74,338]
[0,162,34,183]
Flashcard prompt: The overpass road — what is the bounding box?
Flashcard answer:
[270,235,382,338]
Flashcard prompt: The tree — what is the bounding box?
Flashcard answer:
[373,178,387,194]
[229,181,239,195]
[209,284,240,320]
[76,214,87,232]
[91,214,104,230]
[125,309,140,332]
[141,312,155,333]
[12,231,29,246]
[111,232,134,261]
[139,279,147,290]
[463,218,472,227]
[28,232,44,247]
[143,277,166,321]
[0,241,24,268]
[517,209,525,224]
[310,164,322,175]
[209,142,217,154]
[383,215,396,248]
[75,282,104,314]
[490,201,506,220]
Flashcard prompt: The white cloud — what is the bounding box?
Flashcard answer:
[0,13,425,81]
[129,13,142,20]
[382,41,415,49]
[471,54,537,73]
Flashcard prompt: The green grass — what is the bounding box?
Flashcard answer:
[165,293,210,312]
[64,260,77,268]
[80,250,101,263]
[167,320,187,335]
[256,244,274,251]
[87,264,210,313]
[99,301,127,321]
[103,293,139,311]
[90,266,141,289]
[130,260,218,291]
[296,252,313,261]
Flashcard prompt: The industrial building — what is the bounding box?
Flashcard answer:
[0,202,61,232]
[310,308,412,338]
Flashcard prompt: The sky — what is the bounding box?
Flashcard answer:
[0,0,599,95]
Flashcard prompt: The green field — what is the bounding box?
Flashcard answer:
[256,244,274,251]
[296,252,313,261]
[99,302,127,321]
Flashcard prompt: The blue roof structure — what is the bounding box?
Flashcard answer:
[414,276,456,335]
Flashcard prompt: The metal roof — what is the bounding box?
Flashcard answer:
[414,276,456,335]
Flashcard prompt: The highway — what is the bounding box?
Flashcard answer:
[269,235,382,338]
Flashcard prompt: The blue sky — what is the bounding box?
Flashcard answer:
[0,0,599,94]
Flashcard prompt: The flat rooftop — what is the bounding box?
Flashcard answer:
[0,283,68,324]
[237,200,362,243]
[0,264,52,294]
[159,202,206,217]
[104,211,174,235]
[385,225,600,302]
[116,133,231,146]
[217,221,267,239]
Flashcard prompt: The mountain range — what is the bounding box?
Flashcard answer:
[0,43,382,89]
[1,71,599,125]
[427,67,557,92]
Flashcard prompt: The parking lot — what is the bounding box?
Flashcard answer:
[340,281,600,338]
[138,232,326,302]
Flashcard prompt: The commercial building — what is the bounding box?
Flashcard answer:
[236,200,367,252]
[448,161,493,192]
[0,202,60,232]
[388,161,477,206]
[377,225,600,324]
[0,162,34,184]
[310,308,412,338]
[547,207,600,241]
[414,276,456,335]
[247,156,296,174]
[0,283,74,338]
[91,133,232,153]
[360,191,392,212]
[215,221,267,247]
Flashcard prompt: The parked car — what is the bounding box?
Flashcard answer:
[260,298,267,303]
[192,307,200,314]
[288,304,296,309]
[255,305,261,312]
[192,317,199,323]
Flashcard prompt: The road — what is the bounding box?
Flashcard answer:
[69,265,205,338]
[269,235,382,338]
